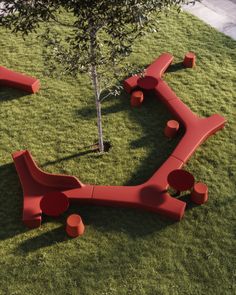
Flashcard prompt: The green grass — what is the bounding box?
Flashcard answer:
[0,9,236,295]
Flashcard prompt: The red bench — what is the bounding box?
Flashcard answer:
[13,150,187,227]
[13,53,226,228]
[0,66,40,93]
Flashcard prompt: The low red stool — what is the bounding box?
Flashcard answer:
[130,90,144,107]
[66,214,85,238]
[191,182,208,204]
[40,192,69,217]
[183,52,196,68]
[164,120,179,138]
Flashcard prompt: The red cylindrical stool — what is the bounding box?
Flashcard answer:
[66,214,85,238]
[164,120,179,138]
[183,52,196,68]
[130,90,144,107]
[191,182,208,205]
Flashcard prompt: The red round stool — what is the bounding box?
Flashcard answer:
[40,192,69,217]
[191,182,208,204]
[66,214,85,238]
[183,52,196,68]
[164,120,179,138]
[130,90,144,107]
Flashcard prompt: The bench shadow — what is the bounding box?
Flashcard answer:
[16,190,221,254]
[73,205,176,236]
[0,87,30,101]
[167,62,185,73]
[0,162,29,240]
[178,193,199,210]
[124,91,184,185]
[17,205,176,253]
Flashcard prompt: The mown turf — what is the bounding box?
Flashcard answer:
[0,9,235,295]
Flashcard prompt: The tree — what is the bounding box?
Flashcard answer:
[0,0,197,152]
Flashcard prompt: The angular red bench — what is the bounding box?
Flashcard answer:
[13,150,186,228]
[0,65,40,93]
[124,53,226,164]
[12,53,226,228]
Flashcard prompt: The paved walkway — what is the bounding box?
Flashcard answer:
[183,0,236,40]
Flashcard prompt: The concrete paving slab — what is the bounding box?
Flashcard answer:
[183,0,236,40]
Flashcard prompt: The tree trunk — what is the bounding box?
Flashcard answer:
[89,29,104,152]
[91,64,104,152]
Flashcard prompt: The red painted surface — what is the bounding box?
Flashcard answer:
[124,53,174,94]
[183,52,196,68]
[123,75,139,94]
[167,169,195,192]
[191,182,208,204]
[66,214,85,237]
[137,76,158,90]
[0,65,40,93]
[164,120,180,138]
[12,53,226,228]
[13,150,187,227]
[40,192,69,217]
[130,90,144,107]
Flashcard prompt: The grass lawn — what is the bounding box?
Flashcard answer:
[0,9,235,295]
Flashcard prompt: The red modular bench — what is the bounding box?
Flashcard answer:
[13,53,226,228]
[13,150,186,227]
[0,66,40,93]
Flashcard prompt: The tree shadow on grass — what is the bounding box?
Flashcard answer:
[41,147,96,168]
[0,87,31,101]
[76,99,126,120]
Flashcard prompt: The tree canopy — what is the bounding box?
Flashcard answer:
[0,0,197,151]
